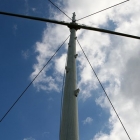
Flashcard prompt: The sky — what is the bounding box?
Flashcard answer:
[0,0,140,140]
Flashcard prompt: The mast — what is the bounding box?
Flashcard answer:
[60,12,79,140]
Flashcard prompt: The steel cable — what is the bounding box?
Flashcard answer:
[0,35,70,122]
[48,0,72,20]
[76,0,129,21]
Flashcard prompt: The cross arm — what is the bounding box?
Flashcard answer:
[0,11,140,40]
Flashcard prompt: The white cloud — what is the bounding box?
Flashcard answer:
[48,97,54,101]
[13,24,18,35]
[13,24,17,30]
[32,8,36,12]
[54,53,67,75]
[23,137,35,140]
[24,0,29,15]
[90,0,140,139]
[30,0,140,139]
[83,117,93,125]
[42,131,50,138]
[30,23,68,92]
[22,49,29,59]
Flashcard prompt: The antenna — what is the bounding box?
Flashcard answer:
[0,1,137,140]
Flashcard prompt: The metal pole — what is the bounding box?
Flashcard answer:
[60,12,79,140]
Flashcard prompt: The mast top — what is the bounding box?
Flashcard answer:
[68,12,80,30]
[72,12,76,22]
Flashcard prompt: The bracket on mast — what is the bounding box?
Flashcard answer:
[74,88,80,97]
[65,66,70,73]
[68,23,80,30]
[74,54,78,58]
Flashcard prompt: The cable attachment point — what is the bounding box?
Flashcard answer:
[74,54,78,58]
[65,66,70,73]
[74,88,80,97]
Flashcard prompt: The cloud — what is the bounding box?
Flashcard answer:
[54,53,67,75]
[48,97,54,101]
[13,24,17,30]
[24,0,29,15]
[90,0,140,139]
[42,131,50,138]
[30,0,140,139]
[23,137,35,140]
[30,22,68,92]
[83,117,93,125]
[22,49,30,59]
[31,8,36,12]
[25,0,37,14]
[13,24,18,35]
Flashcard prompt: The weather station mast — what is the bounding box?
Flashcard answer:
[60,12,79,140]
[0,1,139,140]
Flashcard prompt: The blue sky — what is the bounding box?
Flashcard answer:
[0,0,140,140]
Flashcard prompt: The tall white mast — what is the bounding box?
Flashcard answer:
[60,12,79,140]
